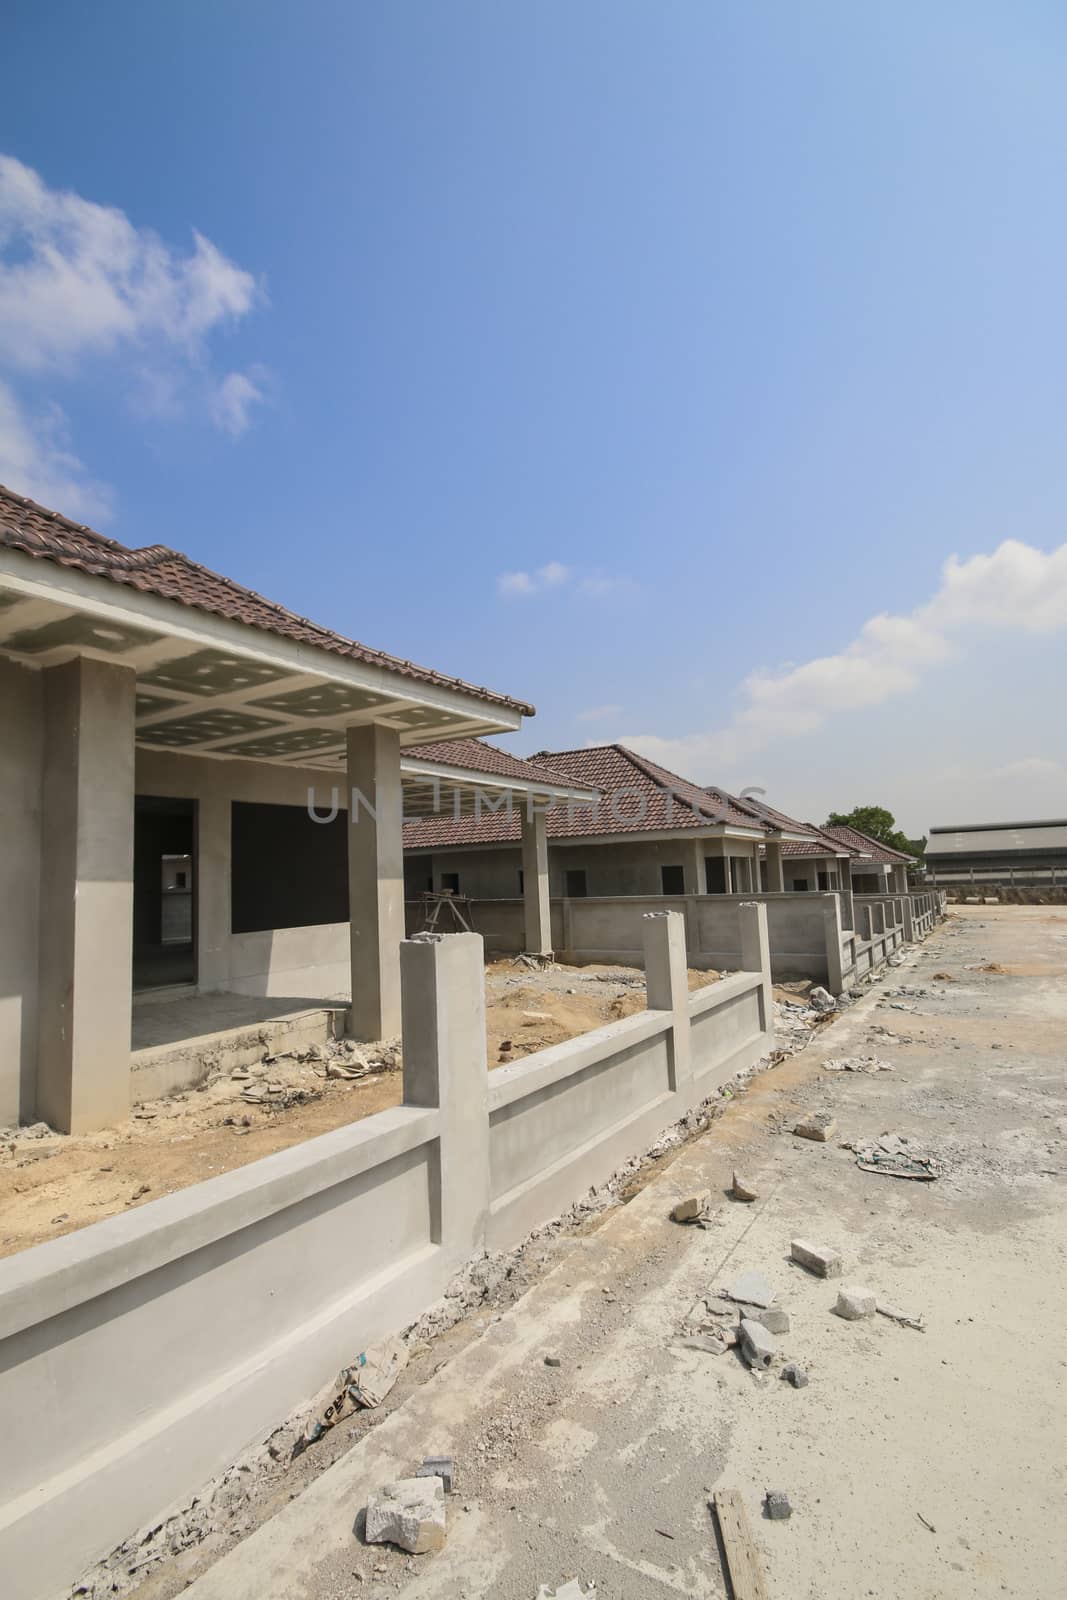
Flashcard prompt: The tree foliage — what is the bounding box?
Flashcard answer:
[825,805,926,860]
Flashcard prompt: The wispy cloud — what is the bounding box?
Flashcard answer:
[989,756,1065,780]
[0,154,268,514]
[497,561,634,599]
[621,539,1067,778]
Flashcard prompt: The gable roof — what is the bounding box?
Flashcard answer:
[404,738,584,789]
[0,484,534,717]
[822,823,915,865]
[403,742,770,849]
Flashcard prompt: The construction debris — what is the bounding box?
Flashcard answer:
[746,1305,790,1335]
[822,1056,893,1074]
[364,1476,446,1554]
[809,987,836,1013]
[535,1581,596,1600]
[876,1300,925,1331]
[726,1269,777,1309]
[793,1111,837,1142]
[303,1336,409,1446]
[781,1363,808,1388]
[739,1317,777,1370]
[731,1171,759,1202]
[764,1490,793,1520]
[853,1134,940,1180]
[679,1333,730,1355]
[417,1456,455,1493]
[712,1489,769,1599]
[790,1239,843,1278]
[833,1284,877,1320]
[671,1190,712,1223]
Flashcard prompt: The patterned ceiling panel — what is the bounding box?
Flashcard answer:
[214,727,345,760]
[387,704,460,729]
[141,649,294,698]
[136,690,184,718]
[248,682,393,717]
[137,709,284,748]
[4,613,163,655]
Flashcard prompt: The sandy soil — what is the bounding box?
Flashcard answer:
[0,960,722,1259]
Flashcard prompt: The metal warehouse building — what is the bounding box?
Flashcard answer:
[925,818,1067,889]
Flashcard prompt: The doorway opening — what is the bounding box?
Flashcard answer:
[134,796,197,991]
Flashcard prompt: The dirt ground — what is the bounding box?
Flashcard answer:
[120,905,1065,1600]
[0,959,724,1260]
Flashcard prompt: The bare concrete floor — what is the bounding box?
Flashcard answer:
[131,992,347,1051]
[181,907,1067,1600]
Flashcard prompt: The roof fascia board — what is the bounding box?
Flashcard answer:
[400,756,597,803]
[0,548,523,732]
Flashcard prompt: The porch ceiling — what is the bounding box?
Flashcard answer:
[0,555,522,764]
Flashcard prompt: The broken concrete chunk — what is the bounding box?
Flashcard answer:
[793,1112,837,1142]
[748,1305,790,1335]
[417,1456,455,1494]
[739,1318,777,1370]
[834,1284,877,1320]
[671,1191,711,1223]
[731,1171,758,1202]
[365,1476,446,1554]
[790,1239,843,1278]
[727,1269,777,1309]
[809,987,836,1013]
[678,1333,729,1355]
[536,1582,597,1600]
[781,1363,808,1388]
[765,1490,792,1520]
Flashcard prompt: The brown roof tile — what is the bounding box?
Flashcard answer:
[822,823,915,864]
[0,483,534,716]
[404,738,584,788]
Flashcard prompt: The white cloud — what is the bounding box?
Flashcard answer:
[498,570,537,596]
[990,757,1065,780]
[0,155,259,371]
[621,539,1067,779]
[0,379,111,522]
[209,368,269,438]
[0,154,268,517]
[496,562,634,599]
[575,703,622,722]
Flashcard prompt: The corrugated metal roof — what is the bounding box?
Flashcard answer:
[926,822,1067,856]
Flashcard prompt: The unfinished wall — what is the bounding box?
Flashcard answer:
[0,659,42,1126]
[414,835,763,901]
[0,915,772,1600]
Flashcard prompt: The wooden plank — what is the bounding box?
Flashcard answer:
[712,1489,769,1600]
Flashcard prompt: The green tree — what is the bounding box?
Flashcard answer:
[825,805,926,860]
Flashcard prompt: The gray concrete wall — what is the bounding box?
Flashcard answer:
[0,660,42,1126]
[417,835,762,900]
[0,914,772,1599]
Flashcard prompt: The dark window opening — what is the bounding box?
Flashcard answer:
[661,864,685,895]
[791,879,810,892]
[134,796,196,989]
[565,868,588,898]
[817,871,830,891]
[440,871,460,894]
[705,857,727,894]
[518,869,524,894]
[231,800,347,934]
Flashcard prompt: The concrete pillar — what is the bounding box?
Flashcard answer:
[738,900,773,1036]
[642,911,691,1094]
[820,896,847,995]
[838,870,855,931]
[683,840,705,896]
[347,723,404,1040]
[724,856,734,895]
[765,840,785,893]
[901,896,915,942]
[37,658,135,1133]
[400,932,489,1258]
[520,807,552,955]
[195,791,231,992]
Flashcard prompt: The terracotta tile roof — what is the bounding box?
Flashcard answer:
[403,743,770,849]
[0,483,534,716]
[404,738,584,789]
[822,823,915,864]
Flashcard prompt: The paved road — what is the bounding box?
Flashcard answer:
[186,907,1067,1600]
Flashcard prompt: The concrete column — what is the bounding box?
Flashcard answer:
[347,723,404,1040]
[723,856,734,895]
[820,895,847,994]
[400,932,489,1259]
[520,806,552,956]
[901,896,915,942]
[642,911,691,1094]
[683,840,705,896]
[765,840,785,893]
[738,900,773,1036]
[37,658,135,1133]
[195,791,231,992]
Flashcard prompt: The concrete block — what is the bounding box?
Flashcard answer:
[727,1269,777,1308]
[748,1306,790,1335]
[365,1476,446,1553]
[790,1239,843,1278]
[739,1318,777,1370]
[731,1172,758,1202]
[834,1284,877,1320]
[417,1456,455,1494]
[793,1112,837,1142]
[671,1191,711,1222]
[765,1490,792,1520]
[781,1363,808,1388]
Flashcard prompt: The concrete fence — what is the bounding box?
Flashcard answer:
[413,888,935,994]
[0,908,772,1600]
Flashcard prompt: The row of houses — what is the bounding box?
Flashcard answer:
[0,481,936,1135]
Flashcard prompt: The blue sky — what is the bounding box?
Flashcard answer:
[2,1,1066,834]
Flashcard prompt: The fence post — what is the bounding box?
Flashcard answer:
[738,900,773,1036]
[642,911,691,1096]
[401,932,490,1262]
[820,895,847,995]
[901,896,915,942]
